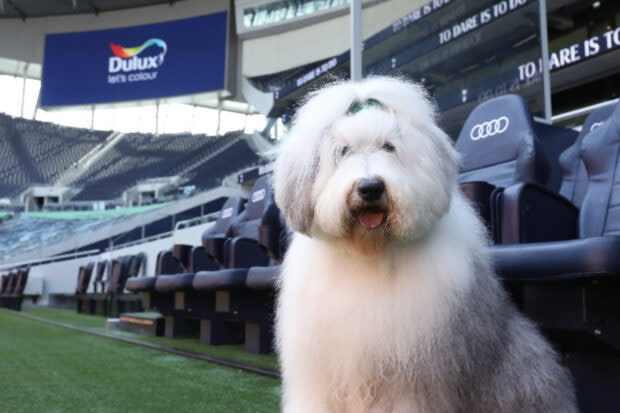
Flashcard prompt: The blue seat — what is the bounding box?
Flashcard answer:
[187,176,279,345]
[455,94,550,240]
[559,104,617,208]
[492,101,620,413]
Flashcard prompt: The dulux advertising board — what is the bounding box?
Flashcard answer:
[41,13,228,107]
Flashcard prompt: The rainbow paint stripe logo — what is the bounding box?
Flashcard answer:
[110,38,167,59]
[108,38,167,75]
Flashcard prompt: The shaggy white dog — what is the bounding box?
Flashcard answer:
[273,77,577,413]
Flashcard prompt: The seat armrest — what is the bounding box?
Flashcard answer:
[500,183,578,244]
[258,224,281,260]
[203,235,227,265]
[227,237,270,269]
[460,181,497,232]
[491,237,620,281]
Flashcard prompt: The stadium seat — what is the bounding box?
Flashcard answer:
[455,94,577,243]
[107,254,145,316]
[75,262,95,313]
[0,271,16,308]
[492,101,620,413]
[1,267,30,311]
[150,196,245,337]
[240,218,291,353]
[558,104,617,208]
[186,176,277,345]
[125,249,182,312]
[82,260,111,316]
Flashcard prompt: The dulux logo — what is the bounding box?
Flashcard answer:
[108,38,167,74]
[470,116,510,141]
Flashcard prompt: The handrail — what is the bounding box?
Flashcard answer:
[109,231,173,250]
[174,212,219,231]
[108,212,218,250]
[552,98,619,123]
[0,249,100,271]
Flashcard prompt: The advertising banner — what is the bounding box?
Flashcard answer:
[41,13,228,107]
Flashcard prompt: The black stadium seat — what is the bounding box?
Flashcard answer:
[186,176,276,344]
[455,94,550,239]
[559,104,617,208]
[0,267,30,311]
[150,196,246,337]
[492,101,620,413]
[126,196,245,331]
[75,262,95,313]
[240,215,291,353]
[107,254,145,316]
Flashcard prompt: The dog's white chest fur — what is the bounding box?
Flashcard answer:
[276,202,476,413]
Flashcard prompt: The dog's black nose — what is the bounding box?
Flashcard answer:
[357,177,385,201]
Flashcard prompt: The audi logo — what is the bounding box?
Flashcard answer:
[469,116,510,141]
[590,121,604,132]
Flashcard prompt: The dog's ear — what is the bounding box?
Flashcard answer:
[273,135,319,236]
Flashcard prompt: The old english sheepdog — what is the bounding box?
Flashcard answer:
[273,77,577,413]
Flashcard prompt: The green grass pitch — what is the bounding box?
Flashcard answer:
[0,309,281,413]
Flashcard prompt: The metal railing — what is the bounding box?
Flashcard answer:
[0,249,100,271]
[552,98,619,124]
[174,212,219,231]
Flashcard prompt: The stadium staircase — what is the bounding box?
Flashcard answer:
[54,131,124,187]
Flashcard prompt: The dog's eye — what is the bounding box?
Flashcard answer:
[338,145,350,157]
[381,142,395,152]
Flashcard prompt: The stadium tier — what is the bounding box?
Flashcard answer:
[0,113,110,198]
[0,113,264,202]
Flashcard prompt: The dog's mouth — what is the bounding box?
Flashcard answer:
[355,208,386,230]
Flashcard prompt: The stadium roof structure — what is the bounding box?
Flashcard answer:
[0,0,183,19]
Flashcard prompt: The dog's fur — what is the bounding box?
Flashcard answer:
[273,77,577,413]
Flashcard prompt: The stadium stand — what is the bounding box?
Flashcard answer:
[0,113,109,198]
[71,130,260,200]
[0,113,264,203]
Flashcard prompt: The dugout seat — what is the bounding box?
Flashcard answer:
[558,104,617,208]
[0,271,16,308]
[187,176,277,345]
[240,215,292,353]
[456,95,590,244]
[107,254,145,316]
[75,262,95,313]
[492,101,620,413]
[151,196,245,336]
[2,267,30,311]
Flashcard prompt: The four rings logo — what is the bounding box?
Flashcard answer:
[251,189,266,203]
[470,116,510,141]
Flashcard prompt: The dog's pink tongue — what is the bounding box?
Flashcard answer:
[357,211,385,229]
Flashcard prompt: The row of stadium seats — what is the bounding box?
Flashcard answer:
[455,94,620,413]
[0,113,109,197]
[74,253,145,316]
[72,131,260,201]
[0,113,264,201]
[0,267,30,311]
[121,176,284,354]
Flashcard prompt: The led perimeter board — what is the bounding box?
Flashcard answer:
[41,12,228,107]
